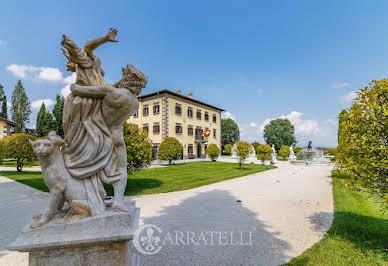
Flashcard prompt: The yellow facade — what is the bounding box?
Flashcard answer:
[0,118,16,140]
[127,90,224,159]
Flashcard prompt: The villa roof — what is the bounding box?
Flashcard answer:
[0,117,17,126]
[138,89,225,112]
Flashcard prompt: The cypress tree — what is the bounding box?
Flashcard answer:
[11,80,31,133]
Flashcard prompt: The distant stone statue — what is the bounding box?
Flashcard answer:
[271,144,277,164]
[307,140,312,150]
[289,145,296,161]
[30,29,147,227]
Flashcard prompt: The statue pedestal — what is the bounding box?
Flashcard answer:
[8,201,140,266]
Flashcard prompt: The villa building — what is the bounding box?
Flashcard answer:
[0,117,16,140]
[127,89,225,159]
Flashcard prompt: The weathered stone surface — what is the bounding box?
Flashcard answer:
[8,203,139,251]
[8,203,140,266]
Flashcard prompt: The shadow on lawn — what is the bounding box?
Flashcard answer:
[140,189,291,265]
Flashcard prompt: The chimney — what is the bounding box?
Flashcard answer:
[188,92,193,98]
[176,89,181,94]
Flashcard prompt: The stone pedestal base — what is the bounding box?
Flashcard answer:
[8,201,140,266]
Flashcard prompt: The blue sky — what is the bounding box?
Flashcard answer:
[1,0,388,147]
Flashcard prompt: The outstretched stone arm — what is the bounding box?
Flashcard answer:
[84,28,118,59]
[70,84,113,98]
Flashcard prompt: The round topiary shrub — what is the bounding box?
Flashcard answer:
[206,144,220,161]
[235,141,252,168]
[158,137,183,164]
[224,144,232,155]
[257,144,272,164]
[279,145,290,160]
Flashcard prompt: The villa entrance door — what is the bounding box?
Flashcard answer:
[197,144,202,158]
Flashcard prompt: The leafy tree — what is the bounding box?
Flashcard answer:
[251,141,260,153]
[11,81,31,133]
[221,118,240,147]
[278,145,290,159]
[0,139,6,163]
[2,134,36,171]
[52,95,64,137]
[263,118,296,150]
[158,137,183,164]
[235,141,251,168]
[327,148,337,156]
[123,123,153,172]
[223,144,232,155]
[336,79,388,207]
[338,109,347,138]
[257,144,273,164]
[206,144,220,161]
[0,85,7,119]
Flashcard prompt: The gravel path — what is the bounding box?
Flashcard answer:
[0,162,333,265]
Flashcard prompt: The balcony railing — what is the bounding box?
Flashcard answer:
[194,135,207,143]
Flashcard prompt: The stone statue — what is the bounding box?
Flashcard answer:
[30,29,147,227]
[289,145,296,161]
[271,144,277,164]
[29,133,92,228]
[9,29,144,266]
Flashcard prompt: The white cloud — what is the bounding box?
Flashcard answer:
[222,111,236,121]
[332,82,351,89]
[61,73,77,97]
[6,64,63,82]
[0,40,7,47]
[38,68,63,81]
[249,122,257,127]
[341,91,357,104]
[31,99,55,110]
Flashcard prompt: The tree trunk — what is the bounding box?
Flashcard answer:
[17,160,23,172]
[169,160,172,165]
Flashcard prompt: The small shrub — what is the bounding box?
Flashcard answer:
[158,137,183,164]
[327,148,337,156]
[206,144,220,161]
[279,145,290,159]
[235,141,252,168]
[223,144,232,155]
[257,144,272,164]
[293,146,303,154]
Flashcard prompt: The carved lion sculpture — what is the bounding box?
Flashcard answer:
[29,132,92,229]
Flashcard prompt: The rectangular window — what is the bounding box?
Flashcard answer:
[188,125,193,136]
[143,105,149,116]
[188,144,193,154]
[213,129,216,137]
[196,110,201,120]
[153,103,160,115]
[176,123,183,134]
[143,124,149,133]
[205,112,209,121]
[187,107,193,118]
[153,123,160,134]
[175,104,182,115]
[195,127,203,136]
[213,114,217,123]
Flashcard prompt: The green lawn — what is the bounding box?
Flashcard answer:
[0,160,40,167]
[287,170,388,265]
[0,161,274,196]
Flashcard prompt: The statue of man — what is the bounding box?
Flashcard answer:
[60,29,143,213]
[70,65,147,211]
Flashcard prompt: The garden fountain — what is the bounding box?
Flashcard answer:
[291,141,331,165]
